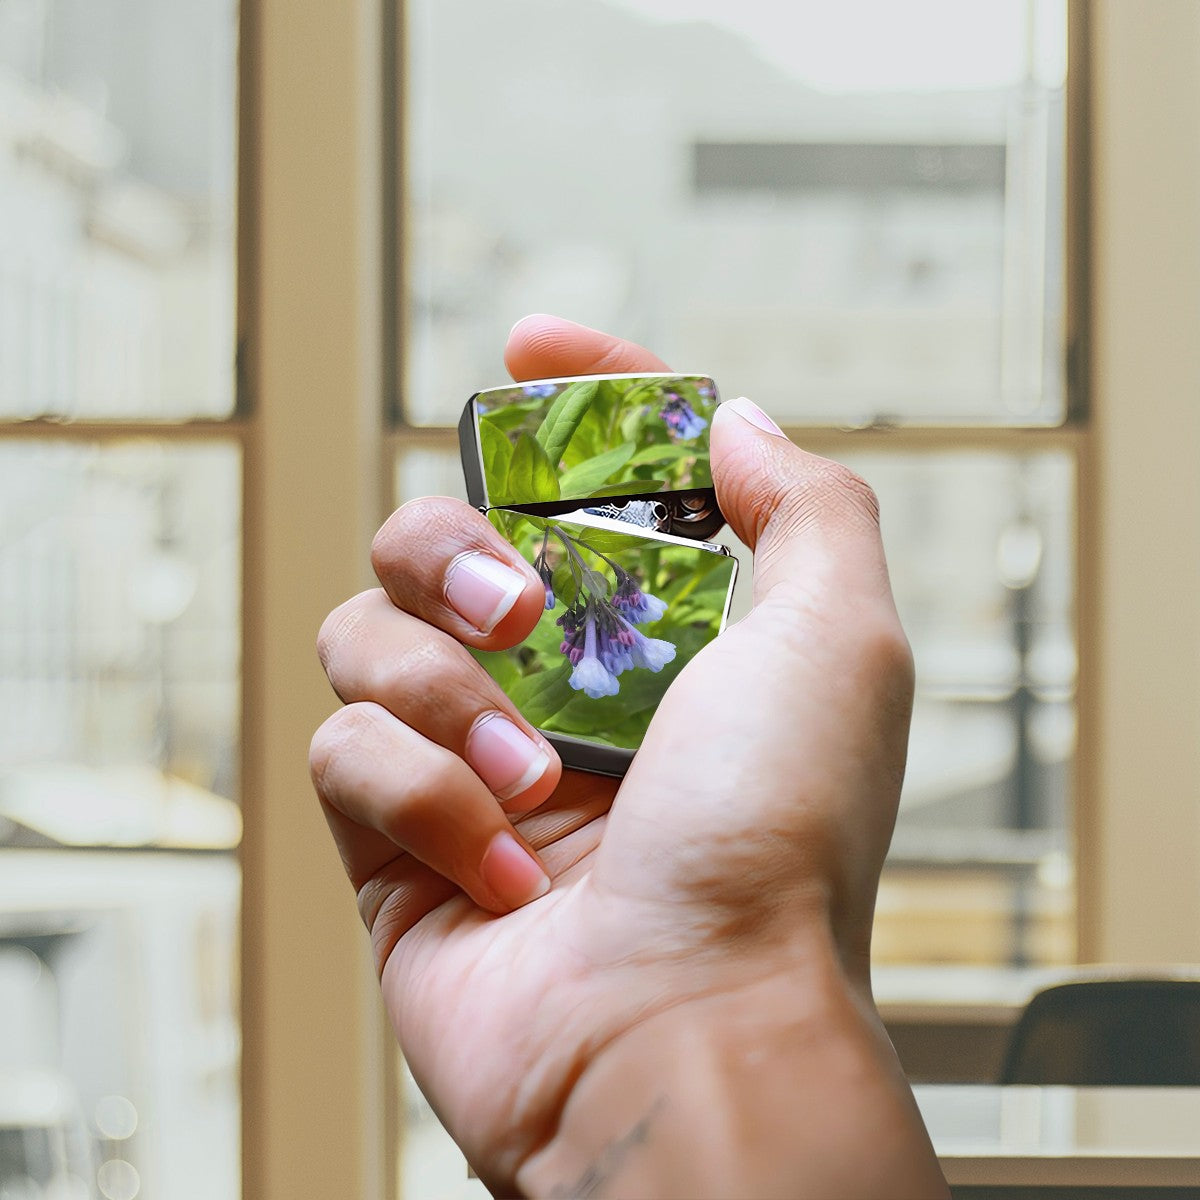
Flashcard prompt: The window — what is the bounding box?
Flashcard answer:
[398,0,1074,971]
[394,0,1087,1181]
[0,1,240,1196]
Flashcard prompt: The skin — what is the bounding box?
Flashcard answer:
[310,314,949,1198]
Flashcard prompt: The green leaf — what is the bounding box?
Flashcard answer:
[480,404,535,433]
[658,553,734,604]
[504,433,560,504]
[550,561,577,606]
[568,528,647,557]
[509,661,575,726]
[560,415,604,468]
[468,647,522,692]
[486,509,516,541]
[581,567,610,596]
[501,509,547,541]
[479,418,514,493]
[523,611,570,657]
[625,442,697,467]
[535,380,599,468]
[584,479,664,498]
[543,708,649,750]
[558,442,637,498]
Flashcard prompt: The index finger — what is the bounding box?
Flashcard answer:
[504,314,670,381]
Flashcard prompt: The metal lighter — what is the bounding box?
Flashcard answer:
[459,373,738,777]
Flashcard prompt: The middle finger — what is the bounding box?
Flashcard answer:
[319,587,562,811]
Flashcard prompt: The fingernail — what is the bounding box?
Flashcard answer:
[720,396,786,438]
[467,713,551,804]
[480,831,551,909]
[444,551,526,634]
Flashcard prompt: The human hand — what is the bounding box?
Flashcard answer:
[310,315,947,1198]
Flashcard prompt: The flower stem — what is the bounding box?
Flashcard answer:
[573,537,625,578]
[549,524,587,607]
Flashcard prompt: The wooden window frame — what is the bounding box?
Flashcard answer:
[7,2,1196,1198]
[241,1,1200,1194]
[238,0,397,1197]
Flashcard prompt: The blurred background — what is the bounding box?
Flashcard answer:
[1,0,1198,1197]
[1,0,239,1197]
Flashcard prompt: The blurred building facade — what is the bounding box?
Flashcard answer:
[0,2,240,1197]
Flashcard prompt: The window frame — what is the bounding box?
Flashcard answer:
[255,1,1200,1193]
[5,1,1198,1198]
[238,1,398,1198]
[383,0,1200,979]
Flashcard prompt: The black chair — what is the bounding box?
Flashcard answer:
[999,978,1200,1085]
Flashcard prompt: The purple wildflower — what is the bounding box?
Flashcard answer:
[568,610,620,698]
[534,550,555,610]
[557,607,584,663]
[618,615,676,672]
[538,527,679,699]
[659,391,708,441]
[612,570,668,625]
[523,383,558,398]
[596,607,636,676]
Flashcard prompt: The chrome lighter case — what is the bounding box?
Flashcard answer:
[459,373,737,778]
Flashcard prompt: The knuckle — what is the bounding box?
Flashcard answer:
[752,461,879,555]
[773,457,881,535]
[307,722,338,793]
[716,440,881,545]
[818,460,881,527]
[369,513,405,578]
[364,627,465,709]
[377,754,457,839]
[370,496,472,577]
[316,590,378,672]
[857,609,916,698]
[307,703,384,794]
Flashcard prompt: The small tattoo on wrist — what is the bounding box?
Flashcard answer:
[548,1095,668,1199]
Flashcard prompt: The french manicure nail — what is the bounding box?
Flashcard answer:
[721,396,786,438]
[444,551,526,634]
[467,713,551,803]
[480,831,551,909]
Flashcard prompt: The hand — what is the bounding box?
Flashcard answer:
[310,315,948,1198]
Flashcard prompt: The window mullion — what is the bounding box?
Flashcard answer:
[239,1,394,1198]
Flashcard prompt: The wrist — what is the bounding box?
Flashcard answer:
[517,941,946,1199]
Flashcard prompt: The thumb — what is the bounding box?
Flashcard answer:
[710,397,893,608]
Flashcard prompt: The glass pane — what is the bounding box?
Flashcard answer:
[852,451,1075,966]
[396,442,1075,969]
[404,0,1066,427]
[0,440,241,1198]
[0,0,237,418]
[394,442,466,506]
